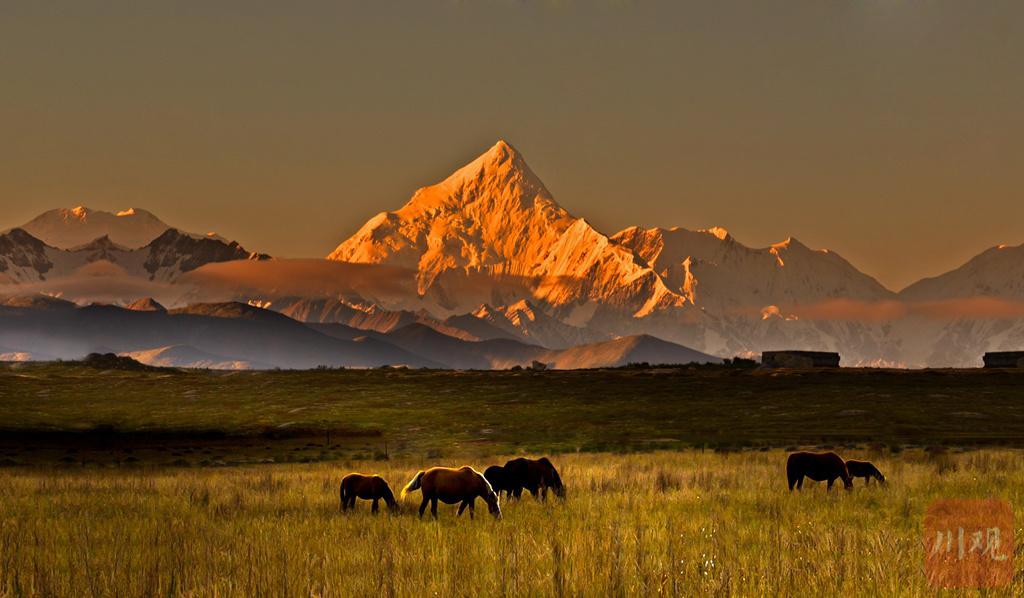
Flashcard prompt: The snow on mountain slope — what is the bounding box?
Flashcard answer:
[533,219,686,317]
[0,229,66,282]
[611,226,894,311]
[0,228,268,284]
[12,207,226,249]
[899,242,1024,302]
[471,300,612,349]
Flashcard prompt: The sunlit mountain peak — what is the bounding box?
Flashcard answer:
[700,227,730,241]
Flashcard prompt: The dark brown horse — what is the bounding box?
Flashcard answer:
[483,465,517,498]
[786,452,853,491]
[339,473,398,513]
[401,466,501,519]
[497,457,565,500]
[844,459,886,485]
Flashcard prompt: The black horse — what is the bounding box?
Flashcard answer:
[487,457,565,500]
[786,451,853,491]
[844,459,886,485]
[483,465,517,498]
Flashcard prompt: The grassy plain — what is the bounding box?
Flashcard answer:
[1,450,1022,597]
[1,363,1023,596]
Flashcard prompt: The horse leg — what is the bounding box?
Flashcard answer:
[457,500,469,517]
[430,498,438,519]
[419,497,428,518]
[372,498,379,514]
[796,476,804,490]
[827,478,835,491]
[469,499,475,519]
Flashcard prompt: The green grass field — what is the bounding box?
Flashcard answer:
[3,363,1024,466]
[1,363,1023,596]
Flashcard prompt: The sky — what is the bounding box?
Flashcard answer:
[2,1,1022,292]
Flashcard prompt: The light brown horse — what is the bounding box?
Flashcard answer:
[495,457,565,500]
[786,452,853,491]
[339,473,398,513]
[401,466,501,519]
[844,459,886,485]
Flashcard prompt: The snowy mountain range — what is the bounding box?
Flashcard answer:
[3,141,1024,368]
[0,218,269,284]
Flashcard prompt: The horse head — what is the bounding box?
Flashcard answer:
[382,485,400,510]
[484,490,502,519]
[550,471,566,499]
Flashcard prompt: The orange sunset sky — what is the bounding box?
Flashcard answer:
[1,1,1022,292]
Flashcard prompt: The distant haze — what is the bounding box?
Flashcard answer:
[2,1,1022,292]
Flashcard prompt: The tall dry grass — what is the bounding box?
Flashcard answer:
[0,449,1021,597]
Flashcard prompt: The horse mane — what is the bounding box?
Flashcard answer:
[480,474,496,496]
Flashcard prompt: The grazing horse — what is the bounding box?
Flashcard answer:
[484,465,517,499]
[786,452,853,491]
[844,460,886,485]
[339,473,398,513]
[501,457,565,500]
[401,466,501,519]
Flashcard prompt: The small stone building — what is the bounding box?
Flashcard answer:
[761,350,840,368]
[982,351,1024,368]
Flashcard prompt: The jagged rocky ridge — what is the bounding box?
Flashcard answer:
[0,227,269,283]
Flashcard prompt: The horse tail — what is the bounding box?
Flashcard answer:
[339,476,349,502]
[401,470,424,500]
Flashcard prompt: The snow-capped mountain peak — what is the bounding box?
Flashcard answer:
[328,141,697,323]
[10,206,226,249]
[328,141,576,294]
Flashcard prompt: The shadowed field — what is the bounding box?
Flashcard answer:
[3,363,1024,467]
[1,450,1021,597]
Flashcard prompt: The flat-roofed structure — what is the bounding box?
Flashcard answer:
[983,351,1024,368]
